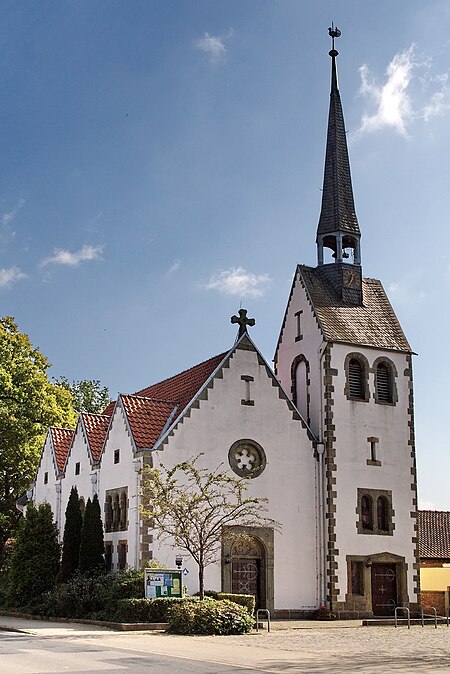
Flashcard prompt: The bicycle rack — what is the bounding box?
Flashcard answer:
[394,606,410,629]
[256,608,271,632]
[421,605,437,629]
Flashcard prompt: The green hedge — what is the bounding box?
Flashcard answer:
[168,598,254,635]
[217,593,255,616]
[112,597,199,623]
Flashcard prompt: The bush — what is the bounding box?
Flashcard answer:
[30,569,145,619]
[168,598,254,635]
[217,593,255,616]
[110,596,199,623]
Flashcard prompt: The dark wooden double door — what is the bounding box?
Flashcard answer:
[371,563,397,616]
[231,557,263,610]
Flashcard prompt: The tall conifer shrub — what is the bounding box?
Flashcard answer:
[79,494,104,573]
[6,503,60,607]
[58,486,82,582]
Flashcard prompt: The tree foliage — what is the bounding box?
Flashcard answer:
[0,317,76,546]
[141,456,280,600]
[79,494,105,574]
[6,502,60,608]
[55,377,112,414]
[58,486,83,583]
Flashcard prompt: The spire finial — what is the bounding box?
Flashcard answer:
[328,23,341,58]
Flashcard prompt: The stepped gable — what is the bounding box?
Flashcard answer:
[50,427,74,473]
[418,510,450,560]
[81,412,112,462]
[135,352,226,410]
[120,395,178,450]
[299,265,411,352]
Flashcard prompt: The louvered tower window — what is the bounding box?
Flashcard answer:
[348,358,364,399]
[376,363,392,403]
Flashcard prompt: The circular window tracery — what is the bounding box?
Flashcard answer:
[228,439,266,478]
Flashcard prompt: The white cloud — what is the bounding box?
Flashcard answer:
[204,267,270,298]
[419,500,437,510]
[41,244,103,267]
[1,198,25,226]
[356,45,450,137]
[0,266,26,288]
[195,30,232,63]
[167,259,180,275]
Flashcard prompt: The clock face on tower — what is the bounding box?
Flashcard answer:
[343,268,359,288]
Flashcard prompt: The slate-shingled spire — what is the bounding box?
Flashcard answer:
[316,27,361,269]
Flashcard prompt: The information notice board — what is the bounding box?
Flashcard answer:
[144,568,183,599]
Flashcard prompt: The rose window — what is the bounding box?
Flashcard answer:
[228,440,266,478]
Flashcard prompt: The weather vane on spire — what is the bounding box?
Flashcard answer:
[328,23,341,57]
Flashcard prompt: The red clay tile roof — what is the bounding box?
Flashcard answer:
[81,413,111,462]
[299,266,411,352]
[120,395,178,449]
[418,510,450,560]
[135,352,226,411]
[50,427,74,473]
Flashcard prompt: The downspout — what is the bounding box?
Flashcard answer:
[317,341,328,608]
[55,482,62,541]
[134,458,142,569]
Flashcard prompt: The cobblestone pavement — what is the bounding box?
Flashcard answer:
[1,617,450,673]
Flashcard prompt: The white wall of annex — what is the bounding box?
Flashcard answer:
[99,404,141,570]
[151,346,318,610]
[33,434,60,525]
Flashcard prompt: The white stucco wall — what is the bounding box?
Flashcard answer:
[99,404,141,570]
[330,343,417,602]
[150,345,319,610]
[33,433,60,526]
[275,270,324,438]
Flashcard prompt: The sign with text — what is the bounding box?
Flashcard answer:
[144,568,183,599]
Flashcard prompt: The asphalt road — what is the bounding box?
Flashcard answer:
[0,629,259,674]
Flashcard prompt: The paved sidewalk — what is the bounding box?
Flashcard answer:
[2,615,450,673]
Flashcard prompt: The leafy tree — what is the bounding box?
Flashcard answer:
[79,494,105,573]
[55,377,112,414]
[6,502,60,607]
[58,486,83,583]
[0,317,76,548]
[141,457,280,600]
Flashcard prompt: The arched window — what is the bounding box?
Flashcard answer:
[348,358,364,399]
[291,355,310,424]
[376,363,392,403]
[113,494,120,530]
[361,495,373,530]
[120,492,127,530]
[105,495,113,532]
[377,496,389,532]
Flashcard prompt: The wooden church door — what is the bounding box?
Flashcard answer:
[371,563,397,616]
[231,537,265,610]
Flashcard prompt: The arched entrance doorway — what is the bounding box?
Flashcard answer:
[222,526,274,613]
[230,536,265,610]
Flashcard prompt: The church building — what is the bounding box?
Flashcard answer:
[32,29,419,618]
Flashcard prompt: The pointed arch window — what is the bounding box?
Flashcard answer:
[377,496,390,532]
[361,495,373,531]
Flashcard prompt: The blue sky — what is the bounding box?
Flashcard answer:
[1,0,450,508]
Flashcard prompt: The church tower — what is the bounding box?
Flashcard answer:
[274,28,419,617]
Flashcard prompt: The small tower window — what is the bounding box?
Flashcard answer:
[348,358,364,399]
[75,462,80,476]
[295,310,303,342]
[114,449,120,464]
[361,495,373,531]
[377,496,390,532]
[376,363,392,403]
[44,472,48,484]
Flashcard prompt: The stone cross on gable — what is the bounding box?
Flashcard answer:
[231,309,255,338]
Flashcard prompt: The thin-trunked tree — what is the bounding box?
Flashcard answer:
[141,456,280,600]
